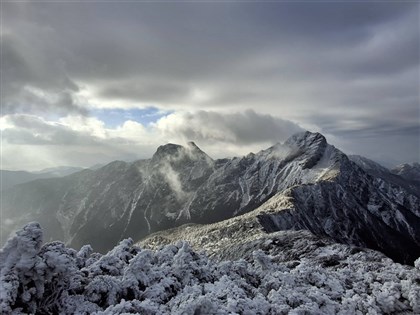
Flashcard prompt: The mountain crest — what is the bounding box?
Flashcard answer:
[186,141,210,158]
[284,131,326,149]
[153,143,184,158]
[2,131,420,265]
[282,131,329,169]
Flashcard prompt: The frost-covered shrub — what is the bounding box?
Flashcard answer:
[0,224,86,314]
[1,223,420,314]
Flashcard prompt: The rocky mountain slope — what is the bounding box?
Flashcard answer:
[349,155,420,197]
[140,152,420,265]
[392,162,420,185]
[2,132,419,264]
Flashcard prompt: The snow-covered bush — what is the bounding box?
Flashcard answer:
[1,223,420,314]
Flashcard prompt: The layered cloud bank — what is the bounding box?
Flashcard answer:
[2,2,419,169]
[1,110,303,170]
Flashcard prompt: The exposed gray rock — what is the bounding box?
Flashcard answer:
[2,132,419,265]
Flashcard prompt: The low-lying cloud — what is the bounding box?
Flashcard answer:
[155,110,303,145]
[1,110,303,170]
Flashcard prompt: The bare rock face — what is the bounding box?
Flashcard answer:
[2,132,420,264]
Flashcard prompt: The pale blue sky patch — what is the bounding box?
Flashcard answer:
[2,1,419,169]
[91,107,171,128]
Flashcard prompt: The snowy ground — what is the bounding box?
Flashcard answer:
[1,223,420,314]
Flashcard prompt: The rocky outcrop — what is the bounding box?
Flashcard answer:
[2,132,419,264]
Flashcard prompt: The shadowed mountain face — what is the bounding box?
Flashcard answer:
[2,132,419,264]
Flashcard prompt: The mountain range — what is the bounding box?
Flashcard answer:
[391,162,420,186]
[1,166,85,191]
[2,131,419,264]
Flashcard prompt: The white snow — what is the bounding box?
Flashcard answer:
[1,223,420,315]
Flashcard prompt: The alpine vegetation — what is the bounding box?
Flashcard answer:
[1,223,420,314]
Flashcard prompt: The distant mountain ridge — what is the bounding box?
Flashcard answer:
[1,166,84,191]
[391,162,420,184]
[2,131,419,264]
[349,155,420,197]
[1,165,106,191]
[33,166,86,177]
[1,170,53,191]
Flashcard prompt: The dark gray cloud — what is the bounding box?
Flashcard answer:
[1,1,419,166]
[2,115,100,146]
[337,132,420,169]
[1,24,85,115]
[4,2,416,85]
[97,80,190,104]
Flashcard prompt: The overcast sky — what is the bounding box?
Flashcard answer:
[1,1,419,170]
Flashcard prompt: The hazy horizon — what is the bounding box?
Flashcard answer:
[0,129,415,172]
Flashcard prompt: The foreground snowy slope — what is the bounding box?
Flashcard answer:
[1,223,420,314]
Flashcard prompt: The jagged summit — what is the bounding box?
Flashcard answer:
[153,143,184,158]
[151,142,212,164]
[2,131,420,264]
[284,131,326,148]
[261,131,326,152]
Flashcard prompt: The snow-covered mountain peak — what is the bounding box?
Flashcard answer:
[151,142,213,166]
[153,143,184,159]
[284,131,326,150]
[255,142,292,161]
[2,130,419,264]
[253,132,327,164]
[278,131,332,170]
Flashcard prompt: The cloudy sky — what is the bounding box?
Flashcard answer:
[1,1,419,170]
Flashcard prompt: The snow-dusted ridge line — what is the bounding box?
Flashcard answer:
[1,223,420,314]
[140,139,420,265]
[2,131,419,265]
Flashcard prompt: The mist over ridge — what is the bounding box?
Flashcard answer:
[2,131,419,265]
